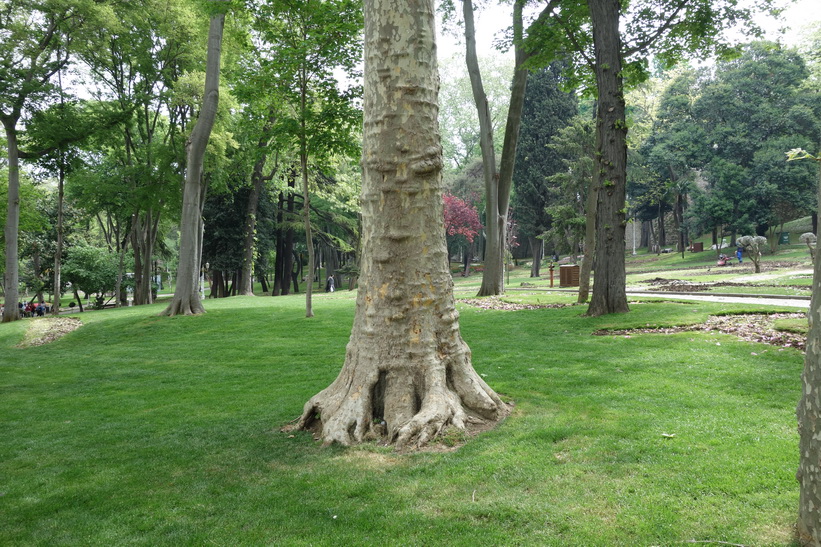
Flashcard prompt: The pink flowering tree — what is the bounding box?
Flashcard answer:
[443,193,482,275]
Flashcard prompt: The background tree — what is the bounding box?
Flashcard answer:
[526,0,779,316]
[251,0,363,317]
[297,0,508,449]
[163,1,228,316]
[0,0,107,321]
[443,192,481,275]
[512,62,577,278]
[692,43,818,247]
[543,115,595,301]
[78,0,205,306]
[62,242,119,312]
[461,0,559,297]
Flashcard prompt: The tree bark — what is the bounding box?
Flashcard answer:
[797,153,821,544]
[577,176,599,304]
[529,236,542,277]
[298,0,508,449]
[585,0,629,316]
[2,119,21,322]
[162,9,225,316]
[239,145,271,296]
[466,0,529,297]
[462,0,500,295]
[301,152,314,317]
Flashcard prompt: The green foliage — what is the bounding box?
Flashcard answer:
[62,242,119,297]
[439,54,513,171]
[542,116,596,254]
[512,63,577,247]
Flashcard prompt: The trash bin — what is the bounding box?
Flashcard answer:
[559,264,580,287]
[691,242,704,252]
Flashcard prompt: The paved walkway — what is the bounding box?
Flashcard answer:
[625,290,810,309]
[506,287,811,309]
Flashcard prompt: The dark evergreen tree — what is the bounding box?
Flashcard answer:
[512,63,577,277]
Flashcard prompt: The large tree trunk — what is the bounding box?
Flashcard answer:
[298,0,508,450]
[162,10,225,316]
[2,119,21,322]
[797,154,821,544]
[586,0,629,316]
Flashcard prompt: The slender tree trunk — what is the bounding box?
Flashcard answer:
[586,0,629,316]
[52,152,66,315]
[301,152,314,317]
[239,156,266,296]
[466,0,529,297]
[529,236,542,277]
[240,118,276,296]
[577,178,599,304]
[2,119,21,322]
[463,0,500,295]
[797,153,821,544]
[162,9,225,316]
[657,202,666,253]
[298,0,508,449]
[73,288,84,313]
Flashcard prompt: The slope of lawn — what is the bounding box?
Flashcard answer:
[0,289,804,545]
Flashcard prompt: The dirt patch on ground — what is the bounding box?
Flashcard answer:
[641,278,809,292]
[18,317,82,348]
[461,297,572,311]
[594,312,806,351]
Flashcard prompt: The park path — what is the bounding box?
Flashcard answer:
[626,290,810,309]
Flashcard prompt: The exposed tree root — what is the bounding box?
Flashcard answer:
[297,345,509,451]
[160,296,205,317]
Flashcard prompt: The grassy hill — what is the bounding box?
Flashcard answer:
[0,280,808,545]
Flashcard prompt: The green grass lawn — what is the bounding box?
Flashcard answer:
[0,288,805,545]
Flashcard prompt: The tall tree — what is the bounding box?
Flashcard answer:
[792,146,821,544]
[462,0,551,297]
[526,0,778,315]
[163,1,227,316]
[0,0,100,322]
[692,43,818,243]
[252,0,363,317]
[78,0,204,306]
[297,0,508,449]
[512,63,577,278]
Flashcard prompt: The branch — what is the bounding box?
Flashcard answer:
[624,0,689,57]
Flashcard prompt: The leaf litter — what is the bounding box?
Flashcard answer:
[594,312,806,351]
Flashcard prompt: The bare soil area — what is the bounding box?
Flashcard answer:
[18,317,82,348]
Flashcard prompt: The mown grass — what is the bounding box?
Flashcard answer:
[0,287,805,545]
